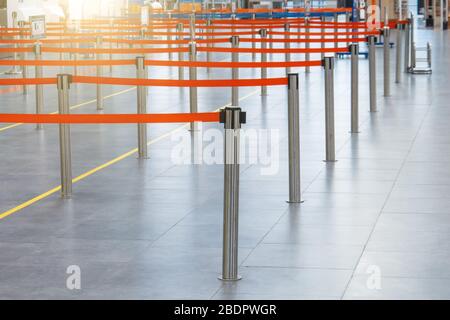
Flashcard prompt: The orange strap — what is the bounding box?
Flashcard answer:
[144,60,322,68]
[240,37,369,43]
[0,59,321,68]
[268,30,381,37]
[72,76,289,87]
[198,47,349,54]
[0,112,220,124]
[41,47,188,54]
[0,78,57,86]
[0,47,33,53]
[0,59,135,66]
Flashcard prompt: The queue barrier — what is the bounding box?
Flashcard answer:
[0,70,304,282]
[0,11,414,278]
[0,77,289,87]
[0,59,323,68]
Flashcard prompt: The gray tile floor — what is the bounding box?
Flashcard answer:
[0,21,449,300]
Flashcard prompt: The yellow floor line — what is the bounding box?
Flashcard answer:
[0,122,23,132]
[0,89,258,220]
[0,87,136,132]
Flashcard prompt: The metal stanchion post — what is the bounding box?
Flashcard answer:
[333,13,338,56]
[168,13,173,61]
[305,18,310,73]
[57,74,73,198]
[395,24,402,83]
[350,43,359,134]
[96,36,104,110]
[206,18,212,73]
[6,12,21,75]
[35,43,44,130]
[269,10,273,51]
[321,16,325,60]
[383,26,390,97]
[136,57,148,159]
[19,21,27,95]
[251,13,256,61]
[190,12,196,41]
[346,11,351,47]
[73,39,78,76]
[368,36,377,112]
[109,19,113,73]
[404,19,410,72]
[287,73,302,203]
[284,23,291,75]
[189,41,198,131]
[177,23,184,80]
[259,29,268,96]
[411,42,416,69]
[230,36,239,106]
[219,106,245,282]
[323,57,336,162]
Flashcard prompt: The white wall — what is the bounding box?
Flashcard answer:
[6,0,128,27]
[7,0,63,27]
[67,0,128,20]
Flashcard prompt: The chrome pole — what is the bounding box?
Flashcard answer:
[404,19,410,72]
[109,19,113,73]
[395,24,403,83]
[220,106,245,282]
[333,13,338,56]
[287,73,302,203]
[96,36,104,110]
[5,12,21,75]
[284,23,291,75]
[346,11,351,47]
[305,17,310,73]
[189,12,196,41]
[368,36,377,112]
[383,26,391,97]
[168,12,173,61]
[57,74,73,199]
[323,57,336,162]
[19,21,27,95]
[321,16,325,60]
[259,29,268,96]
[350,43,359,134]
[189,41,198,131]
[34,42,44,130]
[230,36,239,106]
[177,23,184,80]
[136,56,148,159]
[206,18,212,73]
[251,13,256,61]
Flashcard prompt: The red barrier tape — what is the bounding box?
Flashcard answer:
[0,76,289,87]
[72,76,289,87]
[0,112,220,124]
[0,59,322,68]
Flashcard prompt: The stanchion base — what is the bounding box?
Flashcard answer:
[218,275,242,282]
[286,200,305,204]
